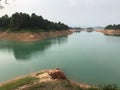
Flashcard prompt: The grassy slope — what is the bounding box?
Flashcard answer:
[0,70,119,90]
[0,77,37,90]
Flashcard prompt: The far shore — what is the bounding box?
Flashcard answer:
[0,30,73,42]
[96,29,120,36]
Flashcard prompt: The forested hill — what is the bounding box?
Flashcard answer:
[0,12,69,32]
[105,24,120,30]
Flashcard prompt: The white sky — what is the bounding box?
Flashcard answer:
[0,0,120,27]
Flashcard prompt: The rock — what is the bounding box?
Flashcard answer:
[48,68,67,80]
[29,35,34,38]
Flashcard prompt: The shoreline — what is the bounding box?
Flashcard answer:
[96,29,120,36]
[0,69,48,86]
[0,30,72,42]
[0,69,90,90]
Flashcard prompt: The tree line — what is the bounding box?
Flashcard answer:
[105,24,120,30]
[0,12,69,32]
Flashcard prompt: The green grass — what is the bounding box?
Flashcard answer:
[88,84,120,90]
[29,80,83,90]
[99,84,120,90]
[0,77,37,90]
[0,77,119,90]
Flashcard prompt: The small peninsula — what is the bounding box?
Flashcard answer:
[97,24,120,36]
[0,12,72,41]
[0,69,91,90]
[0,69,118,90]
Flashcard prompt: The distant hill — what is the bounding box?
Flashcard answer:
[105,24,120,30]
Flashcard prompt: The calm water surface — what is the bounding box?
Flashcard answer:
[0,31,120,85]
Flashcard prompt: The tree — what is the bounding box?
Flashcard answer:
[0,14,9,31]
[105,24,120,30]
[105,25,113,30]
[0,12,69,31]
[9,12,21,30]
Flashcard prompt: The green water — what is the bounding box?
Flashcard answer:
[0,31,120,86]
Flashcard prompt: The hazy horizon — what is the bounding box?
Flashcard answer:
[0,0,120,27]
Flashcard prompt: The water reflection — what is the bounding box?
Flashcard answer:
[13,40,52,60]
[0,36,68,60]
[0,32,120,85]
[105,35,120,43]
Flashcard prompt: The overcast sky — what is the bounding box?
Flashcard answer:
[0,0,120,27]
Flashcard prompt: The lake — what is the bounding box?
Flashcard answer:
[0,31,120,86]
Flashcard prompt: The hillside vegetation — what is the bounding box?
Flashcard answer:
[105,24,120,30]
[0,12,69,32]
[0,69,119,90]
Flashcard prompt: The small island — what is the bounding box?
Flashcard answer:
[0,12,72,41]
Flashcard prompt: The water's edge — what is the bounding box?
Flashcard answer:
[0,30,72,41]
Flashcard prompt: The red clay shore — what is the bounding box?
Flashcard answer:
[96,30,120,36]
[0,30,72,42]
